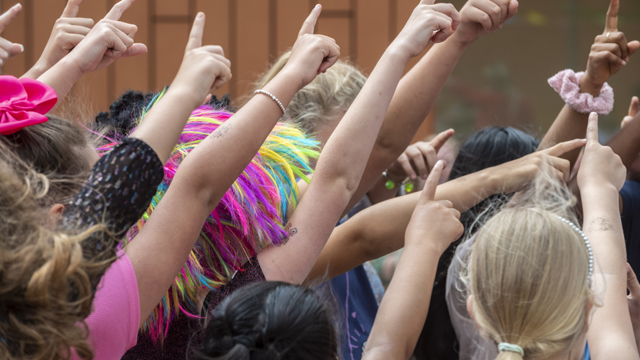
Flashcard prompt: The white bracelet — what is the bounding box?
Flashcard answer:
[254,89,286,116]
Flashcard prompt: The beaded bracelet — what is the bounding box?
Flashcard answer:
[254,89,286,116]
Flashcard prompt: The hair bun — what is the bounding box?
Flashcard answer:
[233,335,255,349]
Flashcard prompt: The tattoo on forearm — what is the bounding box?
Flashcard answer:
[588,217,614,232]
[282,223,297,245]
[211,123,231,139]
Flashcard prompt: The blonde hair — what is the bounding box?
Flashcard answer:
[0,142,107,360]
[253,50,367,136]
[465,165,594,360]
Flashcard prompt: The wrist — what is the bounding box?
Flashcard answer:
[448,31,475,50]
[580,183,619,203]
[24,61,49,79]
[385,42,414,64]
[579,74,604,97]
[165,85,203,111]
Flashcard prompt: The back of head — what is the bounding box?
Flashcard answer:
[199,282,337,360]
[0,143,96,360]
[254,51,366,136]
[466,170,593,360]
[0,116,93,205]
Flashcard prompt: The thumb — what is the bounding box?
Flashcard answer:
[629,40,640,56]
[419,160,444,203]
[629,96,639,118]
[628,263,640,299]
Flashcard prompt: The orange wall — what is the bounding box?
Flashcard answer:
[0,0,435,139]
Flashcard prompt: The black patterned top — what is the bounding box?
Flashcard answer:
[61,137,164,299]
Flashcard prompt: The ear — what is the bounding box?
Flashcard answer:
[584,300,594,332]
[49,204,67,217]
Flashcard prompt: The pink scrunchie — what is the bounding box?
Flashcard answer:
[548,70,614,115]
[0,75,57,135]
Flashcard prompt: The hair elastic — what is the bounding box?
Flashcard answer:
[554,215,594,285]
[498,343,524,356]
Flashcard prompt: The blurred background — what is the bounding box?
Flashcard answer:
[1,0,639,141]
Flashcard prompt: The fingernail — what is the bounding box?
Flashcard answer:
[436,160,444,168]
[18,44,23,53]
[197,12,204,18]
[422,174,428,180]
[315,4,321,9]
[12,3,21,9]
[622,60,627,66]
[410,175,417,180]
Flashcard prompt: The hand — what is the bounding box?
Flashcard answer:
[0,3,24,67]
[65,0,147,75]
[387,129,454,181]
[451,0,518,47]
[405,160,463,254]
[621,96,639,128]
[578,112,626,192]
[493,138,587,194]
[33,0,95,72]
[391,0,460,58]
[281,5,340,89]
[627,263,640,351]
[580,0,640,95]
[170,13,231,107]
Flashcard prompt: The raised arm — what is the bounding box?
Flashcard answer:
[580,113,639,360]
[538,0,639,167]
[305,139,584,283]
[607,97,640,167]
[36,0,147,111]
[352,0,515,210]
[258,0,461,284]
[126,6,340,325]
[22,0,95,79]
[363,162,463,360]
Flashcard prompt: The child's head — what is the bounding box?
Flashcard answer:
[0,116,97,209]
[466,171,594,360]
[0,142,99,360]
[255,51,366,144]
[200,281,338,360]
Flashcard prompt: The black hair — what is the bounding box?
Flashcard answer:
[198,281,337,360]
[95,90,233,139]
[413,126,539,359]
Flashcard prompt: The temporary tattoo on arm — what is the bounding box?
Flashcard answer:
[211,123,232,139]
[282,223,298,245]
[588,217,614,232]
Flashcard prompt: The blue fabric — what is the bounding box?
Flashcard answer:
[620,180,640,273]
[330,266,379,360]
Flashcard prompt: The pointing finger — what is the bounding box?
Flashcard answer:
[605,0,619,32]
[104,0,135,21]
[186,12,205,50]
[421,160,444,203]
[587,112,599,144]
[62,0,83,18]
[299,4,321,37]
[544,138,587,157]
[428,129,454,151]
[0,3,22,33]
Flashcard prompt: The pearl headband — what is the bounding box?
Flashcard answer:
[554,215,594,284]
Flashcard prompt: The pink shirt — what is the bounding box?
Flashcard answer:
[72,250,140,360]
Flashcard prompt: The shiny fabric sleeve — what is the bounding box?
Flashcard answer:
[61,137,164,294]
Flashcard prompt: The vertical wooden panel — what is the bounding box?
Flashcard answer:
[317,18,350,60]
[114,0,149,98]
[320,0,350,11]
[276,0,308,55]
[155,23,189,89]
[196,0,230,97]
[155,0,188,16]
[2,0,26,76]
[356,0,388,74]
[236,0,269,98]
[32,0,64,65]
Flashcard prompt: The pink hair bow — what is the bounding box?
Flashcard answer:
[0,75,57,135]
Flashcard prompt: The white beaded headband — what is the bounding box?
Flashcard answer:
[554,215,593,284]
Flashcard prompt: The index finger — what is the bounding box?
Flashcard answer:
[587,112,599,144]
[186,12,205,50]
[0,3,22,32]
[62,0,83,18]
[298,4,321,37]
[104,0,134,21]
[604,0,619,32]
[420,160,443,202]
[543,138,587,157]
[428,128,454,151]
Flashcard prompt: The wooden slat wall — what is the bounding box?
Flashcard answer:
[0,0,436,135]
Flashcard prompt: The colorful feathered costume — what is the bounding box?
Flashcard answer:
[98,91,319,341]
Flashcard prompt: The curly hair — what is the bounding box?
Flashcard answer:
[0,142,106,360]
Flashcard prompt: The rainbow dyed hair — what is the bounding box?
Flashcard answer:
[97,91,319,341]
